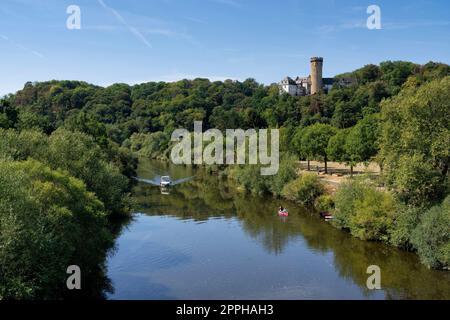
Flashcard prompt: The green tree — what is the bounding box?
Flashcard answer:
[327,128,351,171]
[0,159,111,299]
[17,110,51,133]
[300,123,337,174]
[269,154,298,196]
[0,99,17,129]
[45,129,129,215]
[379,77,450,204]
[344,114,379,177]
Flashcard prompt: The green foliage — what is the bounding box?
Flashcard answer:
[298,123,337,164]
[269,154,298,196]
[333,179,366,229]
[314,194,335,212]
[7,61,448,161]
[392,154,446,205]
[380,76,450,205]
[344,113,380,166]
[0,128,129,215]
[45,129,129,215]
[281,173,325,205]
[127,131,171,159]
[379,61,417,94]
[0,99,17,129]
[0,129,48,161]
[351,187,397,241]
[0,160,111,299]
[389,205,422,251]
[333,178,397,241]
[326,128,350,163]
[230,155,298,197]
[355,64,381,84]
[17,110,51,133]
[411,196,450,269]
[63,111,109,148]
[231,164,270,195]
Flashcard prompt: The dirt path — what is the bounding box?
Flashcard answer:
[297,161,381,192]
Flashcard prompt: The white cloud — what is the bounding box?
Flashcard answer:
[0,34,44,58]
[97,0,152,48]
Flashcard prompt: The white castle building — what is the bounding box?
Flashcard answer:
[279,57,352,96]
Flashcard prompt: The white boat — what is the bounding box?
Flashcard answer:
[160,176,172,187]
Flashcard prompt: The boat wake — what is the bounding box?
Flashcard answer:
[135,176,194,186]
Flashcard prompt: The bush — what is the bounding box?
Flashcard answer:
[281,173,324,205]
[44,129,129,215]
[0,128,130,215]
[128,131,170,159]
[389,205,422,250]
[0,160,112,299]
[269,154,298,196]
[0,129,48,161]
[334,178,397,241]
[392,154,447,205]
[231,154,298,196]
[315,194,335,212]
[411,196,450,269]
[350,187,397,241]
[232,164,270,195]
[332,179,366,229]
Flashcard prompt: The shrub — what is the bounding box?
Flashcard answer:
[231,155,298,196]
[392,154,447,205]
[269,154,298,196]
[350,186,397,241]
[0,128,130,215]
[332,179,366,229]
[315,194,335,212]
[334,178,397,241]
[389,205,422,250]
[411,196,450,269]
[0,160,112,299]
[46,129,129,215]
[232,164,270,195]
[281,173,324,205]
[129,131,170,159]
[0,129,48,161]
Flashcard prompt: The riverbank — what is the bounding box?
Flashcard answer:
[218,159,449,271]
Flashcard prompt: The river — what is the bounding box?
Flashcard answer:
[105,160,450,300]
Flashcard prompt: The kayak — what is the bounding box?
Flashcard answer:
[278,210,289,217]
[320,211,334,220]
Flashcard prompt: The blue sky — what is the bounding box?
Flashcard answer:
[1,0,449,96]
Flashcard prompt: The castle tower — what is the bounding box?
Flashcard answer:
[310,57,323,95]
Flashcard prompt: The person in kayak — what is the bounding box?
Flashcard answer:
[278,206,288,216]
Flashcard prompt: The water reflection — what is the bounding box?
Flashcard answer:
[111,160,450,300]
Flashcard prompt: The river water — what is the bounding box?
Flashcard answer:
[105,160,450,300]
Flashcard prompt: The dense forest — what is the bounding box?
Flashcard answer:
[1,60,449,299]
